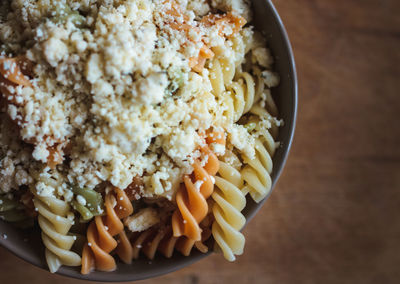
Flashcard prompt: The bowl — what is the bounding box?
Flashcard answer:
[0,0,297,281]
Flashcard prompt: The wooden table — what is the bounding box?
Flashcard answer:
[1,0,399,283]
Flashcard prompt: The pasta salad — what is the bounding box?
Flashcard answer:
[0,0,281,274]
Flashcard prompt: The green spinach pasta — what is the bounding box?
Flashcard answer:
[0,0,282,274]
[0,195,33,228]
[71,186,103,222]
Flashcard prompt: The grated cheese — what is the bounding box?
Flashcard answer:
[0,0,279,203]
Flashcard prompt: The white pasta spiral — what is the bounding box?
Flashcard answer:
[31,169,81,273]
[241,105,280,203]
[225,72,256,122]
[209,58,232,98]
[211,161,247,261]
[250,104,280,144]
[209,58,256,124]
[208,30,259,124]
[253,67,279,117]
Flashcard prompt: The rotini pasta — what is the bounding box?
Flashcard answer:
[209,59,230,99]
[0,0,282,275]
[0,194,33,228]
[209,57,256,124]
[122,216,212,262]
[81,187,133,274]
[211,161,247,261]
[253,67,279,115]
[30,168,81,273]
[33,194,82,272]
[171,135,221,241]
[240,105,280,202]
[71,186,104,222]
[224,71,256,122]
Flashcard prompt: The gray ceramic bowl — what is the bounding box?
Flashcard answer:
[0,0,297,281]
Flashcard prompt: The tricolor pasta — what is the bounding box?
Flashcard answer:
[0,0,281,274]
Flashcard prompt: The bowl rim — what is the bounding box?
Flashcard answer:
[0,0,298,281]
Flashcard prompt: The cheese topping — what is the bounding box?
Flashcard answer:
[0,0,279,200]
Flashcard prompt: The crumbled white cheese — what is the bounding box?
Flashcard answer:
[261,70,280,88]
[35,181,54,197]
[0,0,280,202]
[43,37,68,67]
[252,47,274,68]
[85,53,103,84]
[0,113,36,195]
[136,73,168,105]
[32,143,50,163]
[194,180,204,191]
[76,195,86,206]
[228,124,255,159]
[211,143,226,156]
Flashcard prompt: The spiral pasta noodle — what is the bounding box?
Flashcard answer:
[250,104,280,140]
[211,161,247,261]
[171,134,222,241]
[118,216,212,262]
[209,58,231,99]
[131,226,210,260]
[224,72,256,123]
[209,56,256,124]
[209,36,247,90]
[240,105,280,203]
[28,167,81,273]
[71,186,103,222]
[81,187,133,274]
[34,194,82,272]
[0,194,33,228]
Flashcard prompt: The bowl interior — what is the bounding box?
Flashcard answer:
[0,0,297,281]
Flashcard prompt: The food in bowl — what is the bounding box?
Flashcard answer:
[0,0,282,275]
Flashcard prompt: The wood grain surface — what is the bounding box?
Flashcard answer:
[1,0,399,283]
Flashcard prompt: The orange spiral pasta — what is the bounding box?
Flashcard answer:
[133,226,209,259]
[171,131,224,241]
[117,217,212,263]
[81,187,133,274]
